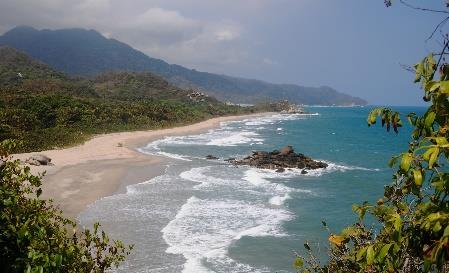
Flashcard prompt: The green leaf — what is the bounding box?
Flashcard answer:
[400,153,413,172]
[429,148,439,168]
[367,109,380,125]
[415,61,424,83]
[412,169,423,186]
[423,147,435,161]
[377,243,392,263]
[293,257,304,268]
[425,111,436,127]
[366,245,375,265]
[438,81,449,94]
[433,221,442,233]
[425,81,440,92]
[356,246,368,261]
[329,235,347,246]
[394,215,402,232]
[434,137,449,146]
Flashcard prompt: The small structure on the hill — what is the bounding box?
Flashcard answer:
[187,89,208,102]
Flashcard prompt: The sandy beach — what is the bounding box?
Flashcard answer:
[13,113,268,218]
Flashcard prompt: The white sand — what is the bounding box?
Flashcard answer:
[12,113,269,218]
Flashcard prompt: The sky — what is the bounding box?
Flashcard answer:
[0,0,447,106]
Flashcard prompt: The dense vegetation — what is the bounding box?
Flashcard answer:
[0,26,367,106]
[0,139,132,272]
[0,46,253,153]
[295,2,449,272]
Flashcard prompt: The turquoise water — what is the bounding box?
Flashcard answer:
[79,106,422,273]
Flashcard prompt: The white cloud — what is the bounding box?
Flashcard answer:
[215,28,240,41]
[262,58,278,65]
[75,0,110,12]
[118,7,202,46]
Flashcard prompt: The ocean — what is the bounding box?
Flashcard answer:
[78,106,420,273]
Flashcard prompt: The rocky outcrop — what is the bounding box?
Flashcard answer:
[269,100,305,114]
[280,104,305,114]
[25,154,52,166]
[187,89,208,102]
[206,155,219,160]
[227,146,327,171]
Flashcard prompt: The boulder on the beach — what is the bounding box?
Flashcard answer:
[228,146,327,171]
[301,170,308,174]
[276,168,285,173]
[206,155,219,160]
[25,154,52,166]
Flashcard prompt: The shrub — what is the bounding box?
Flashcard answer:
[0,140,132,272]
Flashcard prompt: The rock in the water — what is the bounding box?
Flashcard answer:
[301,170,308,174]
[229,146,327,171]
[25,154,52,166]
[279,145,294,155]
[206,155,219,160]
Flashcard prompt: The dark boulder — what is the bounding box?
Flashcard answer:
[206,155,219,160]
[25,154,52,166]
[229,146,327,171]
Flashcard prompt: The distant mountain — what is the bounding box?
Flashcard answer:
[0,45,210,102]
[0,26,367,105]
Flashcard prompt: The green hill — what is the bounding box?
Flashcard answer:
[0,26,367,106]
[0,46,250,152]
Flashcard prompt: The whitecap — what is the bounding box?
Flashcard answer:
[240,161,381,179]
[206,131,263,146]
[162,196,293,273]
[269,194,292,206]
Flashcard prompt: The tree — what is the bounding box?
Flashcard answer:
[0,140,132,272]
[295,1,449,272]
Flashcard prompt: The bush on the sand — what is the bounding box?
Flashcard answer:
[0,140,132,272]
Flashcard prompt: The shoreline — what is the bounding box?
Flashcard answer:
[13,113,270,218]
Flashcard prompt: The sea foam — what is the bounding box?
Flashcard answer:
[161,196,292,273]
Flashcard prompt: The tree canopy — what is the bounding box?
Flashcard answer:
[0,140,133,272]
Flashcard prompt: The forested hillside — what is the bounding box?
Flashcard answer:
[0,46,251,152]
[0,26,367,106]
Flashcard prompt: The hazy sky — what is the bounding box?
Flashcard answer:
[0,0,447,105]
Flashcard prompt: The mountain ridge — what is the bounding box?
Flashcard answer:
[0,26,367,106]
[0,45,251,152]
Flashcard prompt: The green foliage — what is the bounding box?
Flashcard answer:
[367,107,403,133]
[295,4,449,273]
[0,140,132,272]
[0,46,251,152]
